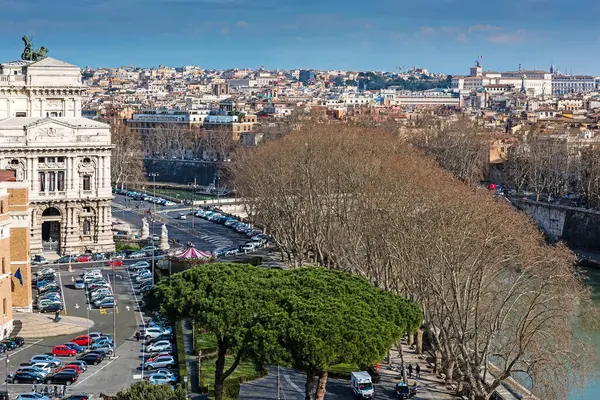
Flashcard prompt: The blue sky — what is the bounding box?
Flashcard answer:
[1,0,599,74]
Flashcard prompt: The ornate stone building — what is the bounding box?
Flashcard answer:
[0,57,114,255]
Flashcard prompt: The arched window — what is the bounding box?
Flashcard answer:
[83,220,91,235]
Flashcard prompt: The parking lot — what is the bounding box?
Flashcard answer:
[0,263,165,397]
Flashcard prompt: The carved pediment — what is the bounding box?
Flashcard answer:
[26,122,74,143]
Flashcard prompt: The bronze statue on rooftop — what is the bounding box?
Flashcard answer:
[21,36,48,61]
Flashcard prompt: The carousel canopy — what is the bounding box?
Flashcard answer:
[174,247,212,259]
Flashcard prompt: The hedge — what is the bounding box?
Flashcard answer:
[175,320,189,391]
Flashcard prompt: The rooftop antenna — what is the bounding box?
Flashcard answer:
[518,63,522,72]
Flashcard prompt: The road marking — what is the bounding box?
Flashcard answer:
[71,276,74,282]
[0,339,44,362]
[100,309,107,315]
[284,373,303,393]
[72,357,116,387]
[125,305,130,311]
[58,272,67,316]
[133,374,143,380]
[75,304,80,309]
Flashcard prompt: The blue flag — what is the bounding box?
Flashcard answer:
[14,268,23,286]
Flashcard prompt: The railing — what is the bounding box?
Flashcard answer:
[0,75,26,85]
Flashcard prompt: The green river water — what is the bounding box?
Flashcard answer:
[569,267,600,399]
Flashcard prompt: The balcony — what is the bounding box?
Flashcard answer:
[0,75,26,85]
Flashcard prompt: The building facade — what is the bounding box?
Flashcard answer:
[552,75,595,95]
[0,171,32,315]
[0,57,114,256]
[0,183,12,338]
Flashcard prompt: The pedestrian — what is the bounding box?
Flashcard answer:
[54,309,60,322]
[407,364,413,378]
[32,384,36,393]
[415,364,420,378]
[135,331,140,342]
[62,385,66,397]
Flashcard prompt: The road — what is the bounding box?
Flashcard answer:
[239,367,401,400]
[112,193,249,252]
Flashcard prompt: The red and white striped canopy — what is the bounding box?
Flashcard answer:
[175,247,212,259]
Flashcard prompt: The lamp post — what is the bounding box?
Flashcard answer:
[5,355,9,394]
[112,263,116,357]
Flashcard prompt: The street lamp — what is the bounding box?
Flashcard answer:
[5,355,9,394]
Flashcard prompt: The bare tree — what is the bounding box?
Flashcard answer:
[232,119,597,400]
[111,121,146,188]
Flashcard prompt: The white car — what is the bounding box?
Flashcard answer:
[147,340,173,353]
[36,267,55,276]
[30,362,53,373]
[129,261,150,270]
[91,291,112,302]
[38,299,61,308]
[142,327,170,340]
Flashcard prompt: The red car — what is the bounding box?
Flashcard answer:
[71,335,92,346]
[52,345,76,357]
[56,364,82,374]
[107,259,123,267]
[75,255,92,263]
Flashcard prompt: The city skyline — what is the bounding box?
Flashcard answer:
[2,0,600,74]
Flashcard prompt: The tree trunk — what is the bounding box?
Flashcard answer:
[304,368,316,400]
[397,343,408,383]
[407,331,414,346]
[213,345,227,400]
[314,370,328,400]
[434,350,442,375]
[416,329,423,355]
[444,360,455,384]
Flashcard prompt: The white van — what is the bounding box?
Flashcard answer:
[350,371,374,399]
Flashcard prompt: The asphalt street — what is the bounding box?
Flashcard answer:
[239,367,401,400]
[112,193,249,253]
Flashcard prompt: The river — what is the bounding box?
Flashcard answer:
[569,266,600,399]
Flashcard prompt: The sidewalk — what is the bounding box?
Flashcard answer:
[378,341,456,400]
[11,312,94,338]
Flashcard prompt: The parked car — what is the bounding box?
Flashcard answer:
[71,335,92,346]
[75,255,92,263]
[135,284,153,295]
[148,374,172,385]
[152,369,178,383]
[93,336,114,346]
[9,336,25,347]
[129,261,150,270]
[90,343,114,355]
[107,259,123,267]
[64,342,85,353]
[64,360,88,372]
[91,291,112,303]
[56,365,82,375]
[91,253,105,261]
[30,363,53,374]
[129,251,147,259]
[1,339,17,351]
[39,303,63,314]
[143,355,176,370]
[142,327,170,340]
[45,370,78,385]
[147,340,173,353]
[77,353,102,365]
[31,255,48,265]
[148,333,173,344]
[16,393,50,400]
[52,345,77,357]
[29,355,61,368]
[95,297,115,308]
[54,255,76,264]
[16,366,49,378]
